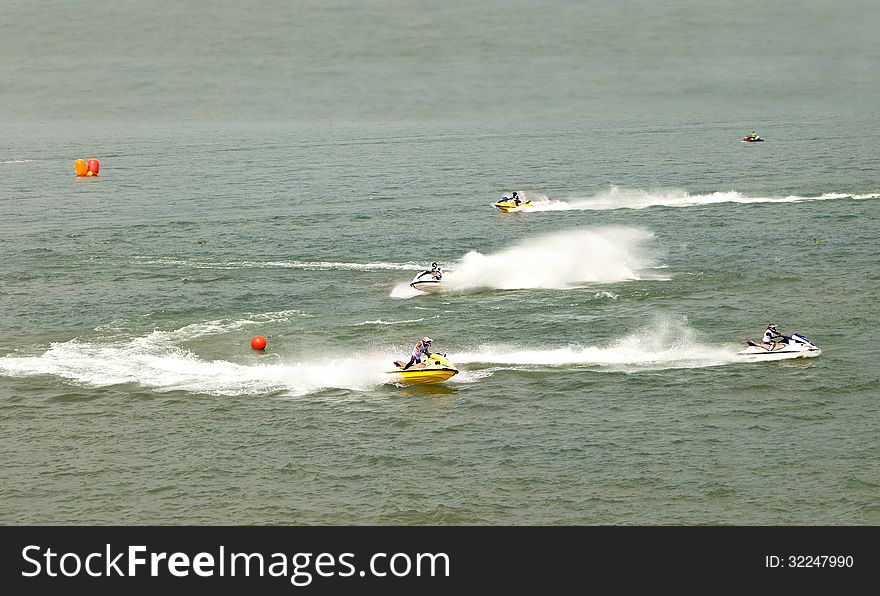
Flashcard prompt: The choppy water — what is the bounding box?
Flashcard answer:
[1,1,879,525]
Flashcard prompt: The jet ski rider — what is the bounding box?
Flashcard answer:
[511,191,522,206]
[762,323,783,350]
[403,337,433,370]
[430,262,443,280]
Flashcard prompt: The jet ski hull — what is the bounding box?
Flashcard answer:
[387,367,459,385]
[410,280,444,294]
[736,345,821,360]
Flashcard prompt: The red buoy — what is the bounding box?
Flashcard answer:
[251,335,267,351]
[86,158,100,176]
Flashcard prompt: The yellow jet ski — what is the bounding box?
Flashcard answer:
[386,353,459,385]
[493,195,533,212]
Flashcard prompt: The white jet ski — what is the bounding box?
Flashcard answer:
[737,332,821,361]
[409,269,444,294]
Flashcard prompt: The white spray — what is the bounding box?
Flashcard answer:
[395,226,660,297]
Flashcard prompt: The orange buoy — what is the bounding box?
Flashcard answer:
[86,158,100,176]
[251,335,267,351]
[74,159,87,176]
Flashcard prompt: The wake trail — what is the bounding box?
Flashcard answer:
[136,258,422,272]
[0,313,399,397]
[455,316,741,372]
[0,315,754,393]
[523,187,880,212]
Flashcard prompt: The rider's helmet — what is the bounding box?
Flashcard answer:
[422,337,433,344]
[432,262,438,268]
[767,323,778,331]
[512,191,518,197]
